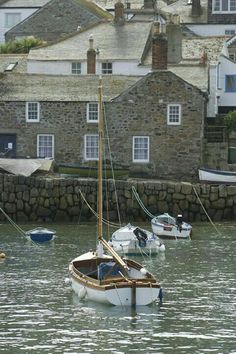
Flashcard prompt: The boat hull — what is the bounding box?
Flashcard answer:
[151,218,192,240]
[199,168,236,184]
[70,276,160,306]
[26,227,55,243]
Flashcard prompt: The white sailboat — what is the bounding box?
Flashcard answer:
[69,77,162,306]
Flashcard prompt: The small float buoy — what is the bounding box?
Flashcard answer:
[140,267,148,275]
[0,251,6,259]
[64,277,71,285]
[159,243,166,252]
[79,287,87,300]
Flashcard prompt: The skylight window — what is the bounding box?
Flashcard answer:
[4,62,18,72]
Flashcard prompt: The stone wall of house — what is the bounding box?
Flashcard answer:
[202,141,229,169]
[107,71,205,181]
[0,71,206,182]
[0,173,236,223]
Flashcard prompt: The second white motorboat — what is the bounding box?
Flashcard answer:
[109,223,165,255]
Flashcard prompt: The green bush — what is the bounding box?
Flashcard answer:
[224,110,236,133]
[0,36,46,54]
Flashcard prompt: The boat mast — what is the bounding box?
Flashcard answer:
[97,77,129,271]
[98,76,103,241]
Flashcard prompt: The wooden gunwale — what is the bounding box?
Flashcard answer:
[69,263,160,291]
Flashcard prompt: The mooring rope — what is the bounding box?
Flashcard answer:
[132,186,155,219]
[192,185,222,236]
[0,207,39,246]
[79,189,121,228]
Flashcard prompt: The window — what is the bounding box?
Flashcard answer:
[87,103,99,122]
[102,62,112,74]
[37,134,54,158]
[71,62,81,74]
[26,102,40,122]
[225,29,235,35]
[5,13,21,28]
[213,0,236,12]
[84,134,98,160]
[133,136,149,163]
[225,75,236,92]
[167,104,181,125]
[229,53,236,61]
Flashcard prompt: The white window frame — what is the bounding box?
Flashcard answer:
[101,62,113,74]
[86,102,99,123]
[5,13,21,28]
[212,0,236,12]
[167,104,181,125]
[37,134,54,159]
[26,102,40,122]
[132,136,149,163]
[84,134,98,161]
[71,62,81,74]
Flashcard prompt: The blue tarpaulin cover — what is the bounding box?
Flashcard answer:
[98,262,121,280]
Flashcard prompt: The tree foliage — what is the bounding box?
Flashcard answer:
[223,110,236,133]
[0,36,46,54]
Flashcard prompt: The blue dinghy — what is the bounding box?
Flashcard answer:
[26,227,55,243]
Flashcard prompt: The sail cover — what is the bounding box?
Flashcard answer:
[0,158,54,177]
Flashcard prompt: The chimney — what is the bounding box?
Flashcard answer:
[192,0,202,17]
[167,15,182,64]
[199,50,207,66]
[144,0,155,9]
[87,35,96,74]
[152,21,168,70]
[114,0,125,25]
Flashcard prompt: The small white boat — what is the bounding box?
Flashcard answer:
[25,227,56,243]
[69,246,162,306]
[109,223,165,255]
[199,168,236,184]
[151,213,192,240]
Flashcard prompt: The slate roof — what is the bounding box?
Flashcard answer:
[0,54,27,73]
[27,21,152,61]
[6,0,113,43]
[0,0,49,7]
[0,73,141,101]
[95,0,207,23]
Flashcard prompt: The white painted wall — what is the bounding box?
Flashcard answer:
[0,8,40,43]
[217,55,236,106]
[208,55,236,117]
[208,64,218,117]
[187,24,236,36]
[27,60,150,76]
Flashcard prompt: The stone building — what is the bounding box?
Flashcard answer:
[0,69,206,181]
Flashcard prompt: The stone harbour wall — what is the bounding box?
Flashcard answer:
[0,174,236,223]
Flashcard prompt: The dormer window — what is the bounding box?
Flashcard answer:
[213,0,236,12]
[71,62,81,74]
[102,62,112,74]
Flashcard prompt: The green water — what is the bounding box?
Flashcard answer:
[0,222,236,353]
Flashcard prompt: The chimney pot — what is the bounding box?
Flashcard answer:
[114,1,125,25]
